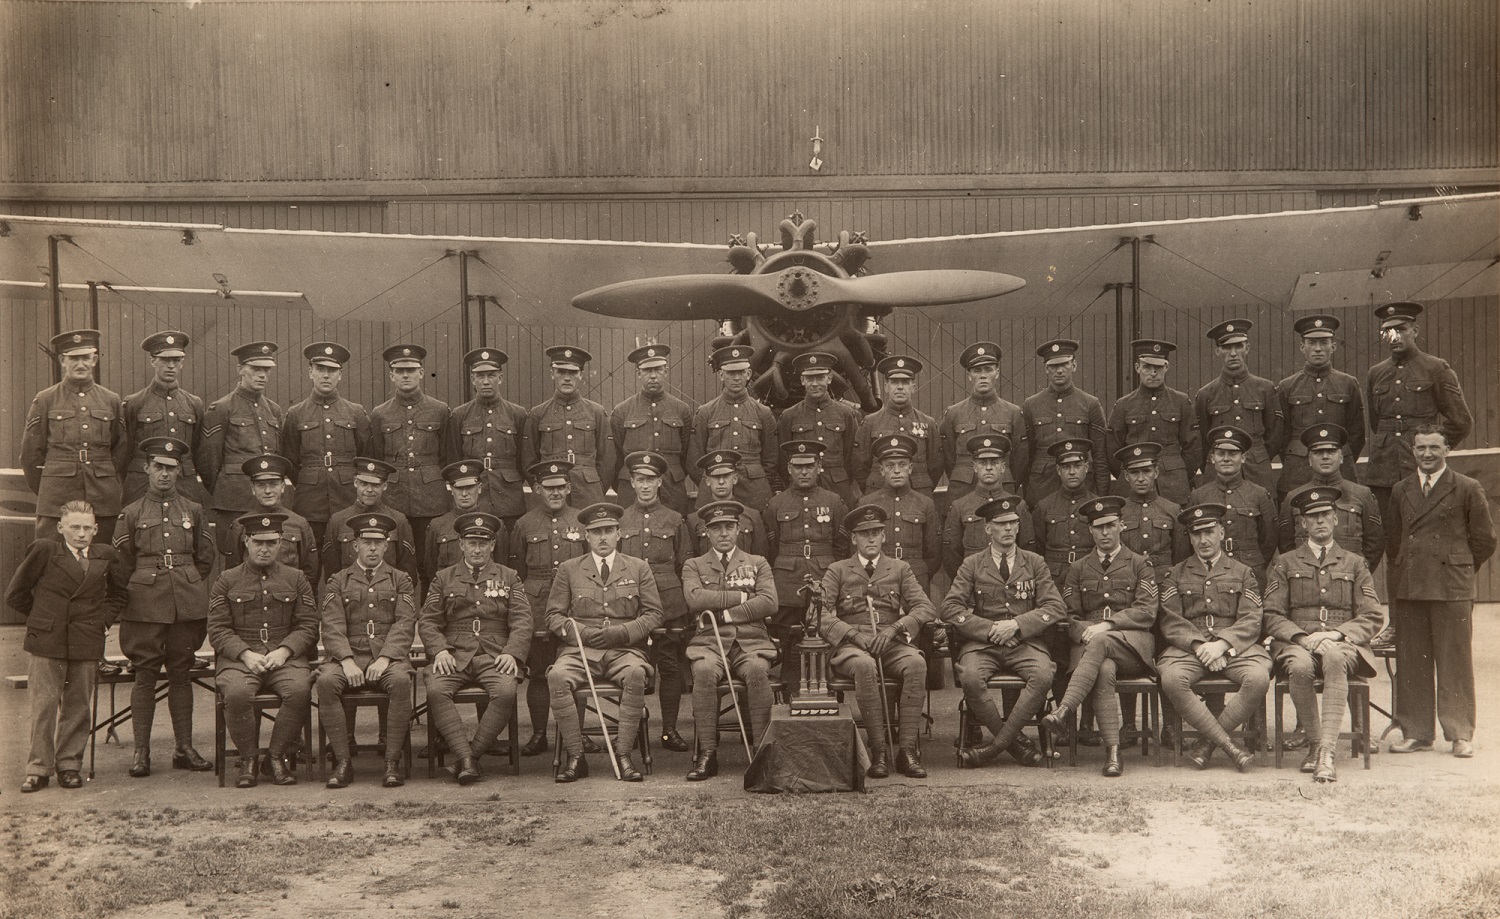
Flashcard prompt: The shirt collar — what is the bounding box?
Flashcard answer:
[1306,540,1334,558]
[594,551,618,576]
[1199,552,1223,570]
[1423,465,1447,486]
[148,379,179,397]
[989,545,1015,569]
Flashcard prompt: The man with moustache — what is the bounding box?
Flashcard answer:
[423,460,507,587]
[1106,339,1200,506]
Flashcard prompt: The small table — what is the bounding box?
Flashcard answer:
[743,704,869,793]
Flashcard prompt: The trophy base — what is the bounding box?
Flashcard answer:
[788,696,841,717]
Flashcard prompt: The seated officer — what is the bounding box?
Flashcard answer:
[858,433,939,590]
[227,454,319,589]
[681,500,778,781]
[1043,496,1159,777]
[546,502,664,783]
[1157,503,1270,772]
[419,512,530,785]
[1263,487,1383,782]
[423,460,506,588]
[208,513,318,788]
[941,496,1063,768]
[820,506,936,778]
[317,513,418,789]
[686,451,768,556]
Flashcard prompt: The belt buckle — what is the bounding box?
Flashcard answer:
[482,456,493,471]
[1103,608,1113,620]
[159,552,175,570]
[323,452,334,469]
[1205,615,1216,631]
[566,450,575,464]
[78,447,89,463]
[259,623,270,642]
[366,620,376,639]
[1319,606,1329,624]
[893,546,903,559]
[802,544,811,559]
[472,619,482,635]
[1224,536,1235,554]
[1067,549,1076,564]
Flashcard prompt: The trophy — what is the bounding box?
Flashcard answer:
[789,576,839,716]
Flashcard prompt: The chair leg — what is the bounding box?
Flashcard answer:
[215,692,226,788]
[426,700,437,780]
[1274,683,1285,769]
[508,696,520,776]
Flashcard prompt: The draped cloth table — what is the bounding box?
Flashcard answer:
[743,704,869,793]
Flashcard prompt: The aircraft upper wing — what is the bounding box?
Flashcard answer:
[1,192,1494,327]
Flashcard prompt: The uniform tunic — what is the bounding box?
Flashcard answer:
[1190,475,1278,586]
[1022,384,1109,500]
[852,405,941,496]
[201,388,287,515]
[422,509,508,586]
[508,506,587,683]
[1364,349,1473,490]
[226,503,320,589]
[763,486,849,612]
[282,394,371,524]
[21,379,130,518]
[941,488,1035,577]
[1262,543,1382,678]
[1277,474,1384,572]
[1194,369,1284,492]
[687,393,778,508]
[544,553,664,665]
[1274,366,1365,498]
[115,489,214,623]
[938,395,1029,497]
[525,393,613,507]
[682,548,779,746]
[443,395,529,520]
[371,392,451,520]
[619,503,691,623]
[609,392,695,514]
[1157,553,1266,659]
[1032,488,1098,585]
[1106,385,1200,505]
[1060,548,1157,672]
[325,502,419,584]
[1118,493,1188,585]
[820,554,937,646]
[419,560,531,670]
[857,486,940,586]
[122,381,207,505]
[323,561,419,669]
[686,507,768,558]
[778,396,863,506]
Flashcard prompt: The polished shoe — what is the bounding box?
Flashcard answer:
[58,769,83,789]
[1283,729,1310,751]
[455,755,482,785]
[866,751,890,779]
[519,732,549,756]
[1453,739,1475,759]
[1299,746,1320,774]
[269,753,297,786]
[1077,728,1103,748]
[1370,625,1395,652]
[962,722,985,749]
[895,747,927,778]
[959,739,1005,769]
[1119,727,1142,747]
[1221,740,1254,773]
[1008,735,1046,767]
[19,774,49,793]
[617,752,644,782]
[235,757,258,788]
[383,760,405,787]
[326,759,353,789]
[129,748,152,778]
[1390,738,1434,754]
[173,746,213,771]
[555,753,589,783]
[1314,748,1338,783]
[1185,738,1215,770]
[583,736,602,755]
[1102,745,1123,778]
[1040,706,1073,741]
[685,751,719,781]
[660,730,690,752]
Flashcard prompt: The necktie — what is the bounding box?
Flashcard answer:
[1317,545,1327,564]
[470,565,483,581]
[1422,475,1433,496]
[73,547,85,565]
[599,558,610,583]
[865,560,876,579]
[721,553,732,570]
[999,553,1011,582]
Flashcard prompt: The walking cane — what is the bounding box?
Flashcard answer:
[703,611,755,759]
[864,589,897,753]
[565,617,622,780]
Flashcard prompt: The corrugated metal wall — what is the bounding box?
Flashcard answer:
[3,0,1495,186]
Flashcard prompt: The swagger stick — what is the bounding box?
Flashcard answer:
[703,611,755,758]
[864,589,897,753]
[566,617,622,779]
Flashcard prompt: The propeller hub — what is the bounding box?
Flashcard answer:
[776,266,822,311]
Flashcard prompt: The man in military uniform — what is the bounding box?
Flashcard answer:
[1042,496,1158,777]
[546,502,664,782]
[122,330,207,506]
[1106,339,1200,506]
[1194,319,1284,493]
[688,345,778,509]
[283,342,371,553]
[208,513,318,788]
[1386,425,1495,758]
[1190,426,1278,589]
[852,355,942,502]
[1277,425,1383,571]
[201,341,287,555]
[1115,443,1189,585]
[938,342,1029,516]
[22,329,130,541]
[857,434,939,590]
[942,435,1036,579]
[763,441,850,688]
[324,458,419,583]
[685,451,768,556]
[1024,339,1109,501]
[423,460,506,587]
[225,454,319,588]
[681,500,778,781]
[443,347,529,530]
[525,345,612,508]
[318,513,418,788]
[420,512,531,784]
[1365,302,1474,525]
[1262,487,1383,782]
[1156,504,1269,772]
[609,344,695,516]
[114,436,216,777]
[778,351,863,507]
[820,505,936,778]
[1275,315,1366,504]
[509,461,588,756]
[1033,440,1100,586]
[943,495,1062,768]
[618,451,694,752]
[371,344,451,567]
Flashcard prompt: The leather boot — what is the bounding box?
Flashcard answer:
[583,736,602,754]
[895,747,926,778]
[1102,744,1123,778]
[1300,745,1320,774]
[520,732,549,756]
[660,729,689,752]
[383,758,405,788]
[173,745,212,771]
[685,751,718,782]
[1220,739,1254,773]
[617,752,644,782]
[235,757,258,788]
[1186,737,1216,770]
[556,752,589,783]
[455,755,482,785]
[1008,734,1046,767]
[1313,748,1338,783]
[129,748,152,778]
[1040,705,1073,741]
[959,737,1006,769]
[866,748,890,779]
[269,753,298,786]
[326,759,353,789]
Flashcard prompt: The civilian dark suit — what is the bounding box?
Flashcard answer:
[1387,465,1496,745]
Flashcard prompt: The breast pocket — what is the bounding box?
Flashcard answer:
[775,508,803,539]
[135,408,164,427]
[1404,378,1436,414]
[962,515,986,551]
[368,589,400,624]
[1287,571,1320,607]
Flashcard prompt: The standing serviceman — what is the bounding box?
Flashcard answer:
[1194,320,1284,494]
[938,342,1030,516]
[114,437,216,778]
[1275,316,1365,505]
[857,434,940,591]
[122,330,207,507]
[1190,426,1278,590]
[1106,340,1200,506]
[685,451,768,557]
[942,435,1036,579]
[778,351,863,508]
[201,342,286,555]
[688,345,779,509]
[22,329,130,542]
[283,342,371,554]
[423,460,506,588]
[609,344,695,516]
[1277,425,1383,572]
[371,344,451,568]
[225,454,320,588]
[1115,443,1189,585]
[525,345,612,509]
[444,347,529,531]
[324,458,419,584]
[852,355,941,503]
[1023,339,1109,502]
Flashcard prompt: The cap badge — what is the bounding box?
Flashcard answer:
[1310,492,1319,501]
[480,351,490,360]
[402,348,412,356]
[549,464,559,473]
[259,460,269,469]
[1094,502,1104,511]
[976,347,986,355]
[324,346,333,355]
[896,359,905,367]
[165,443,176,452]
[1225,324,1235,332]
[367,517,377,527]
[889,438,899,446]
[1320,429,1328,437]
[72,334,81,343]
[797,444,808,453]
[647,348,656,356]
[564,349,573,357]
[1133,448,1142,456]
[165,335,175,344]
[365,462,375,472]
[261,344,271,353]
[1153,344,1162,352]
[261,517,271,526]
[1314,320,1324,328]
[1051,344,1060,352]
